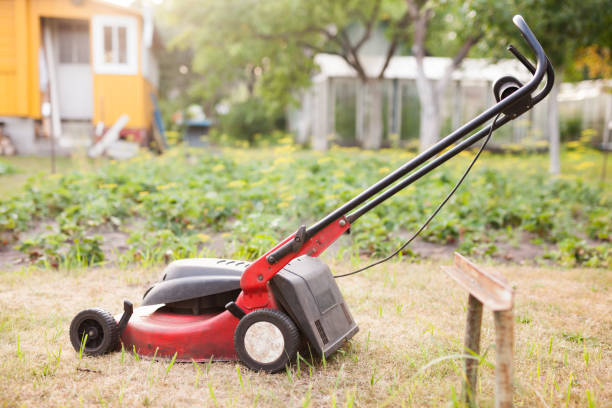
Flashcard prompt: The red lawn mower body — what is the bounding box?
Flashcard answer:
[116,217,350,362]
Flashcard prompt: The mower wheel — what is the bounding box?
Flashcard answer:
[234,308,300,373]
[69,308,119,356]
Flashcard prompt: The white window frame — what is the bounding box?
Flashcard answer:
[92,15,138,75]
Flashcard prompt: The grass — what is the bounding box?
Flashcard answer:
[0,156,100,197]
[0,259,609,407]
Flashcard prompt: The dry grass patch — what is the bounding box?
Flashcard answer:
[0,260,609,407]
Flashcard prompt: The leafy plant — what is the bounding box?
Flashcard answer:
[0,146,609,268]
[0,160,16,176]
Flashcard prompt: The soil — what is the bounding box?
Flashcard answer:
[0,225,558,271]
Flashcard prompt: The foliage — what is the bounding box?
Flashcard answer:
[219,98,285,145]
[1,144,610,269]
[17,231,104,268]
[560,116,583,142]
[0,160,16,176]
[567,45,612,81]
[164,0,316,112]
[482,0,611,72]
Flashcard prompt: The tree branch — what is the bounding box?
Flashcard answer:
[338,28,367,80]
[451,33,483,68]
[247,17,370,80]
[409,4,432,60]
[436,33,483,94]
[353,0,382,51]
[378,10,412,79]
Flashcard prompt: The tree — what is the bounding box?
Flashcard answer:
[166,0,417,149]
[161,0,314,117]
[171,0,607,154]
[484,0,611,174]
[406,1,487,150]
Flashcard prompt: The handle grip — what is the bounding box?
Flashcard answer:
[267,225,307,264]
[507,44,536,74]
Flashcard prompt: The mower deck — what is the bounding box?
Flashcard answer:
[119,308,240,361]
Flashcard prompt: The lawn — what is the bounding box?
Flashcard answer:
[0,260,609,407]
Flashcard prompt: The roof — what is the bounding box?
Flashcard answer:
[313,54,533,83]
[91,0,143,17]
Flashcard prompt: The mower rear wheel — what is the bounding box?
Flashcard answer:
[69,308,119,356]
[234,308,300,373]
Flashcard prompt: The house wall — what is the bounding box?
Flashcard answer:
[0,0,154,131]
[0,0,28,116]
[29,0,153,130]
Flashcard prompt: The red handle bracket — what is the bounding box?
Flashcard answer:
[239,217,350,309]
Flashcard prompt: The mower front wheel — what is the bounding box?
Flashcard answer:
[234,308,300,373]
[69,308,119,356]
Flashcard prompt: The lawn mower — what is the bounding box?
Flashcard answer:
[69,15,554,373]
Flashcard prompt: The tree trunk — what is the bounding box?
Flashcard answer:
[361,78,383,149]
[548,78,561,174]
[414,64,441,151]
[355,81,364,145]
[312,79,329,151]
[418,92,441,150]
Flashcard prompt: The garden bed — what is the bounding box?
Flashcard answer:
[0,146,610,270]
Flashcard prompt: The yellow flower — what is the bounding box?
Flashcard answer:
[156,183,176,190]
[99,183,117,189]
[228,180,246,189]
[273,156,291,166]
[197,233,210,242]
[212,164,225,172]
[575,161,595,170]
[278,136,294,145]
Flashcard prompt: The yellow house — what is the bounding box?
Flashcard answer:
[0,0,160,154]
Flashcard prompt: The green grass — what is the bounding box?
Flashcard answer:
[0,155,101,197]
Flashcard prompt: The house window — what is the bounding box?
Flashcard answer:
[92,15,138,75]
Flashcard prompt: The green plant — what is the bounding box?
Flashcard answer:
[1,147,609,269]
[0,160,16,176]
[219,98,284,146]
[560,116,583,142]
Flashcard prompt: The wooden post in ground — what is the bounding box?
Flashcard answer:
[494,309,514,408]
[441,252,515,408]
[463,294,483,407]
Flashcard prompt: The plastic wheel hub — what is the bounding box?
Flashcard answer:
[234,308,300,373]
[79,320,103,348]
[69,308,119,356]
[244,321,285,364]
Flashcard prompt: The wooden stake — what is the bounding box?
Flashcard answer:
[463,294,483,407]
[494,310,514,408]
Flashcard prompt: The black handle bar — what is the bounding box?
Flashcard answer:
[267,15,554,265]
